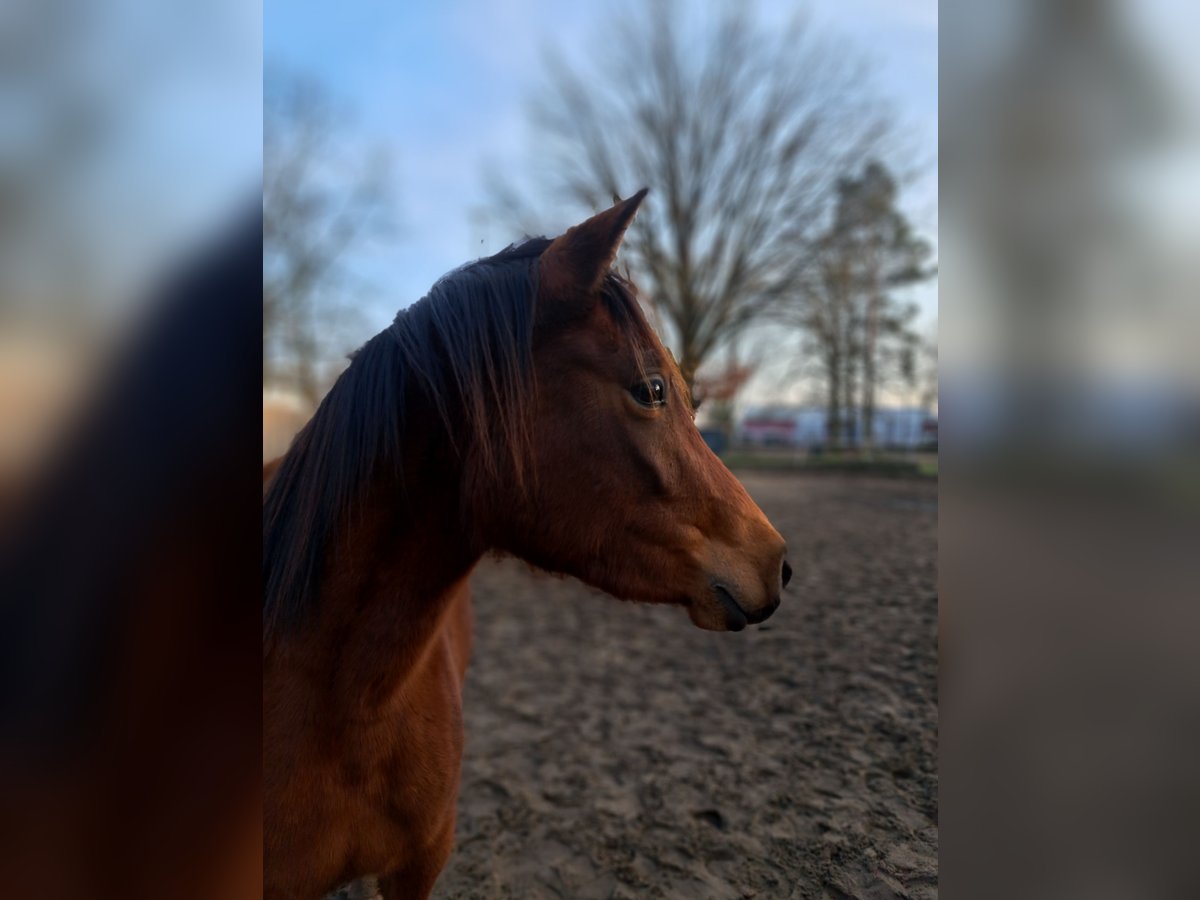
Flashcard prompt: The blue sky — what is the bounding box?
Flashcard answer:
[265,0,937,399]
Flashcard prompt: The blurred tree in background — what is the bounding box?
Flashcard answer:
[792,162,935,449]
[492,0,893,396]
[263,68,393,406]
[917,326,938,418]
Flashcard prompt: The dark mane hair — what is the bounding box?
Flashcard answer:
[263,238,656,638]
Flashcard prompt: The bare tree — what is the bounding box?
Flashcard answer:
[490,0,890,394]
[264,67,393,406]
[794,162,934,449]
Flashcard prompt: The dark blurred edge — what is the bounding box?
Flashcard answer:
[0,208,263,900]
[940,1,1200,898]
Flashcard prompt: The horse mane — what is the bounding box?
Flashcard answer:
[262,237,656,639]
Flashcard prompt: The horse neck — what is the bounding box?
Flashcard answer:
[276,415,483,718]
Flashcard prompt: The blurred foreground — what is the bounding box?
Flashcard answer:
[942,2,1200,896]
[1,1,260,895]
[0,212,262,900]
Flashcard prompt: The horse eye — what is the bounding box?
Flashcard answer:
[630,375,667,408]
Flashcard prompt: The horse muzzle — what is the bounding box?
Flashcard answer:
[688,581,782,632]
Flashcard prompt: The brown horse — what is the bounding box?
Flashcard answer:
[262,192,791,899]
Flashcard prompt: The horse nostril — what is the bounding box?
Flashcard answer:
[781,560,793,588]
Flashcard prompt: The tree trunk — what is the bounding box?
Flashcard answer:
[825,349,841,453]
[677,330,700,409]
[861,290,879,454]
[842,336,858,450]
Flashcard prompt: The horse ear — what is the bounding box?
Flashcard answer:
[540,189,648,298]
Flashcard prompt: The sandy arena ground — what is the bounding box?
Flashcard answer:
[415,472,937,899]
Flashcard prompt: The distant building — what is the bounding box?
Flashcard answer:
[738,406,937,451]
[739,409,817,448]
